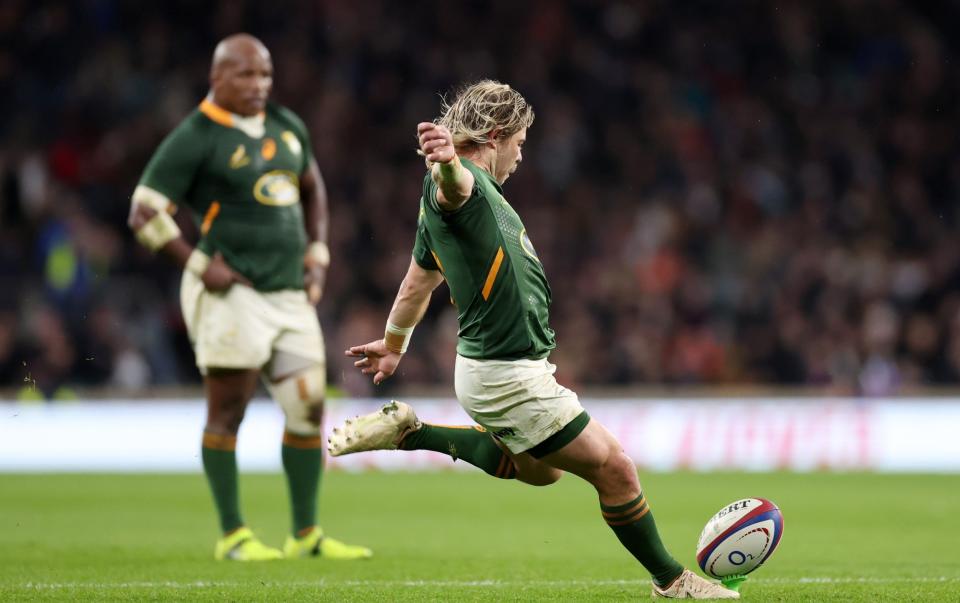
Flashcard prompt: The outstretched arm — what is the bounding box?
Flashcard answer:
[346,258,445,385]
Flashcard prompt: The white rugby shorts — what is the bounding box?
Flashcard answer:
[180,270,324,371]
[454,355,584,454]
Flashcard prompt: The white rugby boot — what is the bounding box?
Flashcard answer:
[327,400,422,456]
[652,569,740,599]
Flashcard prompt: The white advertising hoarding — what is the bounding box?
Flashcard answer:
[0,398,957,472]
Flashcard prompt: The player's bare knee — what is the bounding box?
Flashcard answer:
[612,451,640,489]
[225,413,244,434]
[206,399,248,434]
[595,451,639,497]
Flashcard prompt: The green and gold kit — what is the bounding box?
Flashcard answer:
[139,99,312,291]
[413,158,556,360]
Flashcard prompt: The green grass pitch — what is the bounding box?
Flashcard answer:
[1,471,956,601]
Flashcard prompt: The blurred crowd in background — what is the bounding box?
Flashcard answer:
[2,0,959,399]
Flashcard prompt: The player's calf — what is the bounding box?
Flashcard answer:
[399,418,520,480]
[266,364,327,533]
[542,419,685,588]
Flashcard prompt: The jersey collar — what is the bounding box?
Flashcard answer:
[199,98,266,138]
[460,157,503,193]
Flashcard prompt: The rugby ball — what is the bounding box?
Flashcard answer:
[696,498,783,579]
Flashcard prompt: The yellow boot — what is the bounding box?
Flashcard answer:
[214,527,283,561]
[283,526,372,560]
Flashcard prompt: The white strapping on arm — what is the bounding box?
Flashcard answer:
[305,241,330,268]
[132,185,177,213]
[184,249,210,277]
[131,185,181,252]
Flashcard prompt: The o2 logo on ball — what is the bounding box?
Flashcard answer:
[727,550,755,566]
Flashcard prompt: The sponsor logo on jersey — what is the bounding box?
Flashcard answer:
[282,131,302,156]
[229,145,250,169]
[520,228,540,261]
[253,170,300,206]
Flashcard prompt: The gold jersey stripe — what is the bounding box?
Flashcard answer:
[481,246,504,301]
[430,250,444,273]
[200,201,221,235]
[424,423,481,431]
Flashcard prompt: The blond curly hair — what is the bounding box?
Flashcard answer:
[436,80,534,149]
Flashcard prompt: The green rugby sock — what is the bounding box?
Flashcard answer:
[201,432,244,534]
[400,424,516,479]
[281,432,324,535]
[601,493,684,586]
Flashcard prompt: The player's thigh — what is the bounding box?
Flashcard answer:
[269,289,325,368]
[264,291,326,430]
[540,418,626,478]
[180,271,274,370]
[540,419,642,499]
[454,355,583,455]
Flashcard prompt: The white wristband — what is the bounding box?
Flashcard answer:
[384,321,414,354]
[305,241,330,268]
[134,210,181,252]
[185,249,211,277]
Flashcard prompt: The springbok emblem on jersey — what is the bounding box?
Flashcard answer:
[229,145,250,169]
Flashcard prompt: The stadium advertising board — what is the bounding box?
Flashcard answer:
[1,399,957,472]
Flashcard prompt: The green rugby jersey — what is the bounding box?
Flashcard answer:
[138,99,313,291]
[413,158,556,360]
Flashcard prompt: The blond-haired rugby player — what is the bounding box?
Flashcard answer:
[330,80,736,599]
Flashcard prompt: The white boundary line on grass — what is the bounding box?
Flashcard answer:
[18,577,960,590]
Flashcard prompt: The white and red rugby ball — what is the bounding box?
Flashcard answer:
[696,498,784,579]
